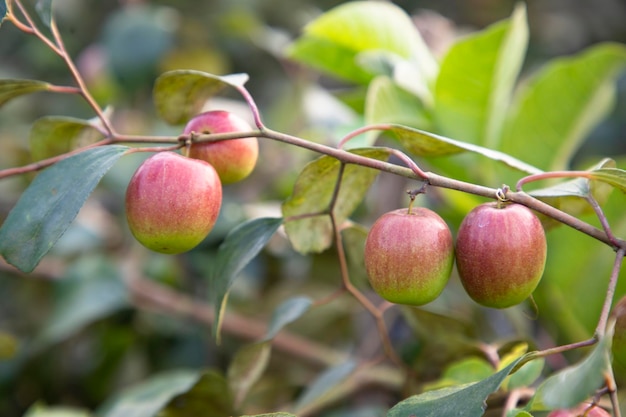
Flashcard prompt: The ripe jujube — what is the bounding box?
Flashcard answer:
[364,207,454,306]
[184,110,258,184]
[125,151,222,254]
[455,202,547,309]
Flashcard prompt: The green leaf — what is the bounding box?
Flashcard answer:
[294,360,357,413]
[385,125,542,174]
[0,145,128,273]
[30,116,105,161]
[502,43,626,171]
[227,341,271,409]
[263,296,313,341]
[282,148,390,254]
[364,76,432,145]
[209,217,283,342]
[239,414,296,417]
[434,3,528,147]
[0,79,52,108]
[590,167,626,193]
[507,411,533,417]
[159,370,234,417]
[287,1,437,87]
[153,70,249,125]
[387,355,525,417]
[24,403,92,417]
[35,0,53,28]
[527,334,612,411]
[31,256,128,352]
[527,159,616,223]
[98,370,203,417]
[1,1,7,26]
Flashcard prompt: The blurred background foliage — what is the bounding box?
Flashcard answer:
[1,0,626,416]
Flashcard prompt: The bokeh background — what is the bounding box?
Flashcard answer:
[1,0,626,416]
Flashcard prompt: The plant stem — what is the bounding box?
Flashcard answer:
[595,248,625,337]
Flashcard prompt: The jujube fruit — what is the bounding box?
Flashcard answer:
[184,110,258,184]
[455,202,547,309]
[547,403,610,416]
[611,295,626,369]
[125,151,222,254]
[364,207,455,306]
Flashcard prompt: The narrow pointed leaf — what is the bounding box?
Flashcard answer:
[263,296,313,341]
[527,334,611,411]
[0,145,128,272]
[98,370,203,417]
[386,125,542,174]
[0,79,52,108]
[153,70,249,125]
[30,116,105,161]
[24,404,92,417]
[282,148,390,254]
[295,360,357,413]
[209,217,283,341]
[228,341,271,409]
[35,0,53,28]
[387,355,525,417]
[502,43,626,171]
[434,4,528,147]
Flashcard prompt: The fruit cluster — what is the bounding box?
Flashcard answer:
[365,200,548,309]
[125,110,258,254]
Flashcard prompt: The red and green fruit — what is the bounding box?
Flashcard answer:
[125,151,222,254]
[455,202,547,309]
[364,207,455,306]
[547,403,610,416]
[184,110,258,184]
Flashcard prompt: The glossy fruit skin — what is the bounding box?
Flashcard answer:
[125,152,222,254]
[364,208,455,306]
[455,202,547,309]
[184,110,258,184]
[611,295,626,369]
[547,403,610,416]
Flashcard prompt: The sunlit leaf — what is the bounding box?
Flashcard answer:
[0,79,52,108]
[434,3,528,147]
[282,148,390,254]
[35,0,53,28]
[98,370,203,417]
[159,370,234,417]
[387,355,525,417]
[502,43,626,171]
[0,145,128,272]
[385,125,541,174]
[24,403,92,417]
[526,159,616,226]
[209,217,283,342]
[263,296,313,341]
[287,1,437,87]
[294,360,357,413]
[30,116,105,161]
[239,414,296,417]
[364,76,432,146]
[506,411,533,417]
[153,70,249,125]
[590,167,626,193]
[423,357,494,391]
[228,341,271,409]
[498,343,544,391]
[31,256,128,352]
[526,334,611,411]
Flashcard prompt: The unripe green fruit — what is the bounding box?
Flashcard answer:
[125,152,222,254]
[455,202,547,309]
[184,110,258,184]
[364,207,455,306]
[611,295,626,369]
